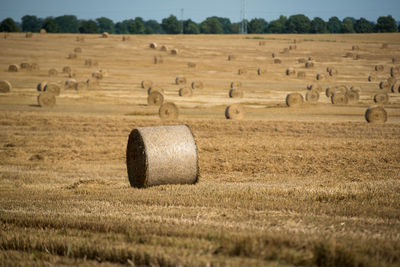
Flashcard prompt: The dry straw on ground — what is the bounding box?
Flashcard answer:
[381,43,388,49]
[159,102,179,120]
[76,81,88,90]
[37,92,56,107]
[141,80,153,89]
[346,90,360,103]
[259,41,266,46]
[365,106,387,123]
[0,80,11,93]
[229,88,244,98]
[44,83,61,96]
[225,103,245,119]
[74,47,82,53]
[126,125,198,188]
[8,64,18,72]
[176,75,187,85]
[286,67,296,76]
[374,93,389,104]
[147,86,164,95]
[305,90,319,103]
[179,87,193,97]
[48,68,58,77]
[191,81,204,89]
[393,57,399,64]
[286,93,304,107]
[76,36,84,42]
[147,91,164,106]
[62,66,71,74]
[281,48,289,54]
[331,93,349,105]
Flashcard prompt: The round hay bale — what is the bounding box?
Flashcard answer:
[25,32,33,38]
[365,106,387,123]
[67,53,77,59]
[154,55,163,64]
[391,66,400,78]
[274,58,282,64]
[305,90,319,103]
[228,55,236,61]
[259,41,266,46]
[76,36,84,42]
[147,91,164,106]
[65,79,77,89]
[257,68,266,76]
[305,61,314,68]
[375,65,384,72]
[141,80,153,89]
[298,58,306,63]
[368,74,376,82]
[40,29,46,34]
[329,68,338,76]
[393,57,399,64]
[387,77,397,86]
[84,59,92,66]
[31,63,39,71]
[175,75,186,85]
[159,102,179,120]
[229,88,243,98]
[350,86,361,93]
[102,32,109,38]
[289,45,296,50]
[346,90,359,103]
[74,47,82,53]
[149,42,157,49]
[231,81,242,89]
[308,56,314,61]
[316,73,326,81]
[352,45,360,51]
[281,47,289,54]
[8,64,19,72]
[353,54,361,60]
[379,80,391,90]
[48,68,58,77]
[126,125,198,188]
[271,52,275,58]
[92,71,103,80]
[37,82,47,91]
[345,52,354,58]
[171,49,178,55]
[307,83,322,92]
[297,71,306,78]
[122,36,129,41]
[286,67,296,76]
[238,68,247,75]
[374,93,389,104]
[44,83,60,96]
[86,79,98,89]
[187,62,196,68]
[37,92,56,107]
[392,81,400,93]
[179,87,193,97]
[160,45,168,51]
[147,86,164,95]
[381,43,388,49]
[20,62,32,71]
[326,85,348,97]
[191,81,203,89]
[286,93,304,107]
[0,80,12,93]
[62,66,72,74]
[331,93,349,105]
[225,103,245,120]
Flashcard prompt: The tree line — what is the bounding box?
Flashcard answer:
[0,14,399,34]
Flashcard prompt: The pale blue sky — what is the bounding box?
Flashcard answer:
[0,0,399,23]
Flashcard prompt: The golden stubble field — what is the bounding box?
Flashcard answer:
[0,33,400,266]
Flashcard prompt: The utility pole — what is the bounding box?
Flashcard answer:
[181,8,184,34]
[240,0,247,34]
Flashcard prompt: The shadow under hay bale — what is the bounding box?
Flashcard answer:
[331,93,349,105]
[126,125,198,188]
[179,87,193,97]
[159,102,179,120]
[365,106,387,123]
[147,91,164,106]
[229,88,243,98]
[44,83,61,96]
[0,80,12,93]
[37,92,56,107]
[286,93,303,107]
[329,68,338,76]
[225,103,245,120]
[305,90,319,103]
[374,93,389,104]
[8,64,18,72]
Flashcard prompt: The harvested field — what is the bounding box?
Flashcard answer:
[0,33,400,266]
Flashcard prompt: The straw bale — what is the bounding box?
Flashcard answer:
[305,61,314,68]
[228,55,236,61]
[171,49,178,55]
[316,73,325,81]
[40,29,46,34]
[179,87,193,97]
[329,68,338,76]
[271,52,275,58]
[225,103,245,119]
[392,81,400,93]
[149,42,157,49]
[289,45,296,50]
[37,82,47,91]
[368,74,376,82]
[305,90,319,103]
[126,125,198,188]
[159,102,179,120]
[298,58,306,63]
[62,66,72,74]
[374,93,389,104]
[257,68,266,76]
[76,36,84,42]
[65,79,77,89]
[365,106,387,123]
[345,52,354,58]
[349,86,361,93]
[391,66,400,78]
[297,71,306,78]
[274,58,282,64]
[44,83,60,96]
[379,80,391,90]
[286,67,296,76]
[229,88,243,98]
[352,45,359,51]
[286,93,304,107]
[141,80,153,89]
[326,85,348,97]
[92,71,103,80]
[331,93,349,105]
[74,47,82,53]
[307,83,322,92]
[48,68,58,77]
[230,81,242,89]
[375,65,384,72]
[76,81,88,90]
[191,81,204,89]
[238,68,247,75]
[147,91,164,106]
[281,48,289,54]
[37,92,56,107]
[20,62,31,71]
[259,41,266,46]
[154,55,163,64]
[381,43,388,49]
[160,45,168,51]
[31,63,39,71]
[175,75,187,85]
[8,64,18,72]
[187,62,196,68]
[0,80,12,93]
[25,32,33,38]
[346,90,359,103]
[102,32,109,38]
[147,86,164,95]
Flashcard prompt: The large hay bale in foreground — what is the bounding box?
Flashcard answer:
[191,81,204,89]
[179,87,193,97]
[141,80,153,89]
[0,80,12,93]
[374,93,389,104]
[365,106,387,123]
[305,90,319,103]
[126,125,198,188]
[48,68,58,77]
[37,92,56,107]
[231,81,242,89]
[175,75,187,85]
[147,91,164,106]
[229,88,243,98]
[331,93,349,105]
[8,64,19,72]
[225,103,245,119]
[159,102,179,120]
[286,93,303,107]
[44,83,61,96]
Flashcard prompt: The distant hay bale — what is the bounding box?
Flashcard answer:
[147,91,164,106]
[37,82,47,91]
[37,92,56,107]
[8,64,19,72]
[379,80,391,90]
[25,32,33,38]
[392,57,399,64]
[391,66,400,78]
[31,63,39,71]
[271,52,275,58]
[149,42,157,49]
[84,58,98,67]
[228,55,236,61]
[0,80,12,93]
[187,62,196,68]
[40,29,46,34]
[307,83,322,92]
[102,32,109,38]
[229,88,244,98]
[346,90,359,103]
[257,68,266,76]
[238,68,247,75]
[160,45,168,51]
[352,45,360,51]
[353,54,361,60]
[159,102,179,120]
[122,36,130,41]
[316,73,326,81]
[147,86,164,95]
[368,74,376,82]
[48,68,58,77]
[305,90,319,103]
[62,66,72,74]
[274,58,282,64]
[191,81,204,89]
[92,71,103,80]
[298,58,306,63]
[349,86,361,93]
[179,87,193,97]
[74,47,82,53]
[20,62,32,71]
[374,93,389,104]
[329,68,338,77]
[286,67,296,76]
[175,75,187,85]
[44,83,60,96]
[259,41,266,46]
[391,81,400,93]
[225,103,245,119]
[308,56,314,61]
[297,71,306,78]
[305,60,314,68]
[67,53,77,59]
[65,79,77,89]
[76,36,84,42]
[331,93,348,105]
[345,52,354,58]
[326,85,348,97]
[289,45,296,50]
[154,55,163,64]
[280,47,289,54]
[365,106,387,123]
[171,49,178,55]
[126,125,198,188]
[231,81,242,88]
[141,80,153,89]
[387,77,396,87]
[375,65,384,72]
[286,93,304,107]
[85,79,97,89]
[381,43,388,49]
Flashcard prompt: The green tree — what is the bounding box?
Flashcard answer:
[55,15,79,33]
[21,15,41,32]
[42,17,60,33]
[161,15,181,34]
[286,14,311,33]
[96,17,114,33]
[115,22,128,34]
[127,17,145,34]
[231,23,240,34]
[0,18,19,32]
[200,17,223,34]
[183,19,199,34]
[354,18,374,33]
[376,15,397,32]
[310,17,328,33]
[145,20,163,34]
[248,18,267,33]
[398,24,400,32]
[266,15,287,33]
[327,16,341,33]
[79,20,99,33]
[341,18,354,33]
[216,17,232,33]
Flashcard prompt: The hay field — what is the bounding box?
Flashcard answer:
[0,33,400,266]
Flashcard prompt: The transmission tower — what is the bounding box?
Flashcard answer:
[181,8,184,34]
[240,0,247,34]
